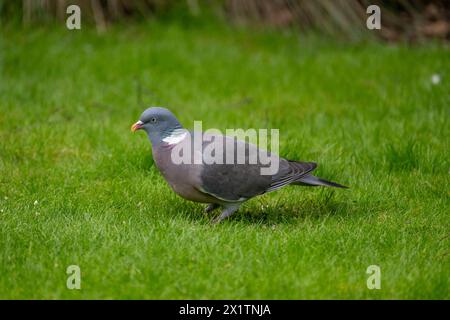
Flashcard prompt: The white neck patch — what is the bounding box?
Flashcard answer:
[162,129,187,145]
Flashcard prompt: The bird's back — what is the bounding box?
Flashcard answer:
[152,131,316,204]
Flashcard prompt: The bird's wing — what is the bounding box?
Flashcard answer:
[266,160,316,192]
[197,133,315,202]
[198,135,272,202]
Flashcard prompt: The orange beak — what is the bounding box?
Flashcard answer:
[131,120,143,132]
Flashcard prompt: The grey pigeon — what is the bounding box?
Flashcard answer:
[131,107,347,223]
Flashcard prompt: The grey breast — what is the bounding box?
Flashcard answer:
[152,140,216,203]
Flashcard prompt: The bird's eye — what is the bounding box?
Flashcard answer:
[150,117,157,123]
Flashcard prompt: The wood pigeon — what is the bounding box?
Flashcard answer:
[131,107,347,223]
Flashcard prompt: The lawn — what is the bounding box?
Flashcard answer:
[0,21,448,299]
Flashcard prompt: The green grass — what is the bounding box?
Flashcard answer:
[0,21,449,299]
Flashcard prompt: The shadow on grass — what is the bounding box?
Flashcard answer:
[235,197,354,226]
[173,189,356,226]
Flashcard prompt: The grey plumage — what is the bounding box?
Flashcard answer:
[132,107,348,223]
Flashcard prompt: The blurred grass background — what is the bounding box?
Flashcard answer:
[2,0,449,41]
[0,1,449,299]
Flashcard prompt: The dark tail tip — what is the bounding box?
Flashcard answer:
[318,178,349,189]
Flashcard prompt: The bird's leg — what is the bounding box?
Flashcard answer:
[204,203,220,214]
[211,203,241,224]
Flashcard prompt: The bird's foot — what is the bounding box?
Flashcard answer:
[210,203,241,225]
[204,203,220,214]
[210,216,221,225]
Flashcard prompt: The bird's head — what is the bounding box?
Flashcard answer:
[131,107,183,145]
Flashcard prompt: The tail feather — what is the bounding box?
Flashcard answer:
[294,174,348,189]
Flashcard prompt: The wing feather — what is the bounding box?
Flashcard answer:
[265,160,317,192]
[197,132,316,201]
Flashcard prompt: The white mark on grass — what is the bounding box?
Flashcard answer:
[431,74,441,85]
[66,265,81,290]
[33,200,38,206]
[366,265,381,289]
